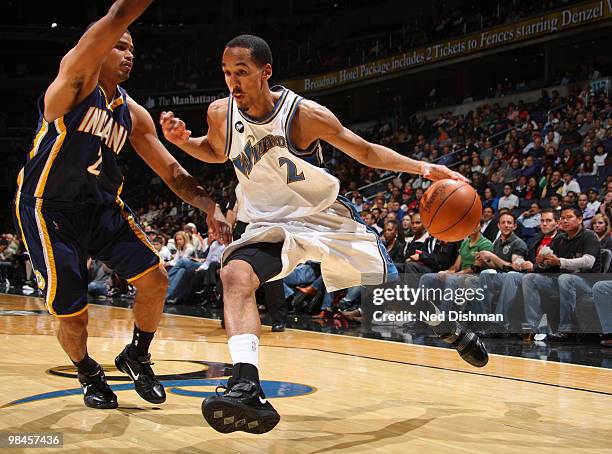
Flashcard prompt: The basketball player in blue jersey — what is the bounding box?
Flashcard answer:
[161,35,488,434]
[14,0,230,410]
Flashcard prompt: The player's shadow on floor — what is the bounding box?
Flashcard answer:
[286,399,611,453]
[4,404,161,441]
[283,399,470,453]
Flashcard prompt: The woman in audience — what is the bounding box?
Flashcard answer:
[558,147,576,172]
[168,231,195,267]
[525,176,541,200]
[590,213,612,250]
[599,191,612,221]
[539,165,554,190]
[577,153,597,176]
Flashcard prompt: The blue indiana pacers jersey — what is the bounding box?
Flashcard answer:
[17,85,131,205]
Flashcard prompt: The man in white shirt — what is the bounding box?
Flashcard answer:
[498,184,519,210]
[561,171,581,196]
[353,195,365,213]
[364,212,383,235]
[480,206,499,242]
[594,144,607,167]
[191,231,227,306]
[578,193,596,228]
[544,129,561,148]
[197,233,226,271]
[517,202,542,229]
[152,236,172,264]
[586,188,601,213]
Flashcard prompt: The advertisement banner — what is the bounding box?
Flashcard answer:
[283,0,612,93]
[141,91,227,110]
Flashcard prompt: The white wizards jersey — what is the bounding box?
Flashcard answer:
[225,86,340,222]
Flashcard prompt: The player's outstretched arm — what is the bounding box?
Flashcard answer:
[299,100,467,183]
[129,98,232,243]
[159,99,228,164]
[44,0,153,122]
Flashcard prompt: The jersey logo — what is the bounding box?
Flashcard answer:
[77,106,129,155]
[232,134,287,178]
[235,121,244,133]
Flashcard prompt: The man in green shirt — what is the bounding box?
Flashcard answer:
[455,229,495,272]
[418,224,493,314]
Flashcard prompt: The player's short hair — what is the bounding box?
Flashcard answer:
[225,34,273,66]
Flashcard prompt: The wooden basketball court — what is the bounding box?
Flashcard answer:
[1,293,611,453]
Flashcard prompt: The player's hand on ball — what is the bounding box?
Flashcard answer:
[160,111,191,145]
[422,163,468,183]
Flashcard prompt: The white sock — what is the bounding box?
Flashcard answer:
[228,334,259,369]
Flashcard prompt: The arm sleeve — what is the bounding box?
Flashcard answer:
[560,255,596,271]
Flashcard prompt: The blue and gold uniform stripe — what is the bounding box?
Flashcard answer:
[13,191,30,258]
[99,85,125,111]
[34,117,67,198]
[28,120,49,160]
[114,187,162,282]
[33,198,58,315]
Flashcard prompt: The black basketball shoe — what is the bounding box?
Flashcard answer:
[78,364,118,409]
[202,377,280,434]
[438,322,489,367]
[114,345,166,404]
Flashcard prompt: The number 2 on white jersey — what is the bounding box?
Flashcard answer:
[278,157,305,184]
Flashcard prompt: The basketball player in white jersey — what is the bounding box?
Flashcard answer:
[160,35,488,434]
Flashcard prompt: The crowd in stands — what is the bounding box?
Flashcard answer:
[1,1,588,98]
[1,76,610,344]
[282,0,584,79]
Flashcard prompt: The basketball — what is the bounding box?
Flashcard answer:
[419,179,482,242]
